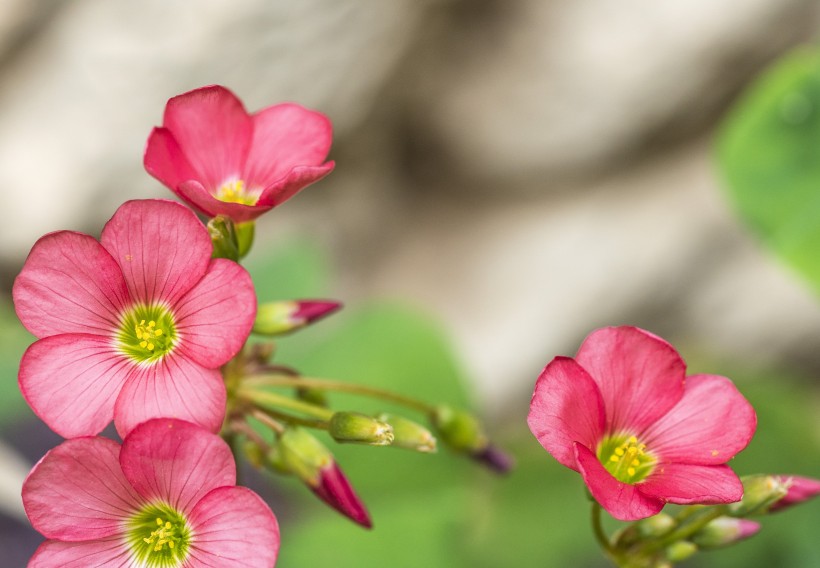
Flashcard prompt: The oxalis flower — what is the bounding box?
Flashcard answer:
[144,85,334,223]
[527,326,756,521]
[13,199,256,438]
[24,419,279,567]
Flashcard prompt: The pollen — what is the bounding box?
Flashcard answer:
[597,434,656,485]
[117,304,178,363]
[216,179,260,206]
[142,516,182,553]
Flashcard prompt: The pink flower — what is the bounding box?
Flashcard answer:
[144,85,334,223]
[527,326,756,521]
[13,199,256,438]
[24,419,279,568]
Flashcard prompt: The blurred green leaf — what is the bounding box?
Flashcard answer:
[717,47,820,294]
[0,299,35,425]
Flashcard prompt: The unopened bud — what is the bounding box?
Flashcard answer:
[253,300,342,336]
[471,444,515,474]
[665,541,697,563]
[207,216,239,261]
[376,413,437,453]
[431,405,487,453]
[277,427,371,527]
[329,412,394,446]
[235,220,255,258]
[636,513,676,538]
[691,517,761,549]
[767,476,820,513]
[729,475,789,517]
[431,406,513,473]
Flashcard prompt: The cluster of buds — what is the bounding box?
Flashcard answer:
[15,85,511,567]
[605,474,820,567]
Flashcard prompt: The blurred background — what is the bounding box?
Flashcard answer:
[1,1,820,566]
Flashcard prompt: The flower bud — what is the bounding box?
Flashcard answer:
[664,541,697,563]
[207,216,239,261]
[277,427,371,528]
[636,513,676,538]
[471,444,515,474]
[729,475,789,517]
[691,517,761,549]
[253,300,342,336]
[235,220,255,258]
[431,406,513,473]
[767,476,820,513]
[431,405,487,453]
[376,413,437,453]
[329,412,394,446]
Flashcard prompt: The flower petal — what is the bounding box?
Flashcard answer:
[527,357,605,471]
[143,126,198,193]
[638,463,743,505]
[13,231,130,337]
[174,258,256,368]
[29,538,137,568]
[23,437,141,541]
[574,442,664,521]
[100,199,212,306]
[162,85,252,190]
[256,162,335,209]
[187,486,279,567]
[176,180,274,222]
[19,335,132,438]
[113,355,226,439]
[244,103,332,187]
[119,418,235,515]
[642,374,756,465]
[575,326,685,433]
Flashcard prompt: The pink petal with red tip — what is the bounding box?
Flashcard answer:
[176,179,274,222]
[143,126,198,193]
[174,258,256,368]
[29,538,136,568]
[770,476,820,512]
[101,199,212,306]
[314,463,372,528]
[244,103,333,187]
[19,335,132,438]
[119,418,235,514]
[528,357,605,471]
[574,443,664,521]
[638,463,743,505]
[23,437,140,541]
[575,326,685,433]
[187,486,280,567]
[642,374,756,465]
[163,85,252,189]
[13,231,129,338]
[113,356,226,439]
[256,162,335,209]
[293,300,342,324]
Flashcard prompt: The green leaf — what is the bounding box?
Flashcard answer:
[717,47,820,294]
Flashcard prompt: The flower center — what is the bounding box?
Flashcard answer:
[216,179,259,206]
[127,503,191,567]
[597,434,656,484]
[117,304,177,363]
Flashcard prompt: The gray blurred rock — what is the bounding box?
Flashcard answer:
[405,0,818,188]
[0,0,433,264]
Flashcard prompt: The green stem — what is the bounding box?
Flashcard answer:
[592,501,618,560]
[243,375,436,414]
[251,403,330,430]
[239,387,335,421]
[640,506,726,556]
